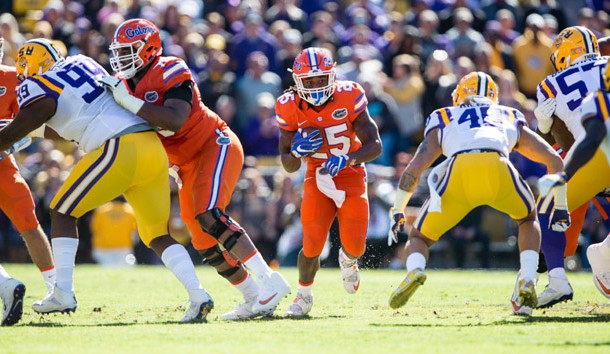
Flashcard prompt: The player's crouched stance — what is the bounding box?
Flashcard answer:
[387,72,568,315]
[1,39,213,323]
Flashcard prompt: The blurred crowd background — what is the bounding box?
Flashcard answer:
[1,0,610,270]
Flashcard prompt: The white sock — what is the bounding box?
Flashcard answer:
[161,244,204,301]
[519,250,539,281]
[52,237,78,293]
[41,266,56,293]
[406,252,426,272]
[0,265,11,285]
[339,248,357,266]
[233,272,258,300]
[297,281,313,297]
[243,251,273,281]
[548,267,567,280]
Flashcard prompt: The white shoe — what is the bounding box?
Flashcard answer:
[32,285,77,314]
[587,243,610,299]
[511,277,537,315]
[181,289,214,323]
[286,292,313,318]
[0,278,26,326]
[339,248,360,294]
[251,272,291,314]
[219,296,273,320]
[536,276,573,308]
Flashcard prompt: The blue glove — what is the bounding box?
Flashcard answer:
[323,155,348,177]
[549,208,570,232]
[291,130,323,159]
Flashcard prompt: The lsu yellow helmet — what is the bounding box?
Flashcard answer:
[452,71,498,106]
[551,26,599,72]
[16,39,62,80]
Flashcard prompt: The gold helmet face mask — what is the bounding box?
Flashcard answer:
[452,71,499,106]
[551,26,599,72]
[16,39,62,81]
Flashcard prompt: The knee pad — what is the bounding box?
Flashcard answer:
[199,245,242,279]
[199,208,245,252]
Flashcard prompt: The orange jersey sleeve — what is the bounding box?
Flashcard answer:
[0,65,19,119]
[275,81,367,170]
[127,56,226,165]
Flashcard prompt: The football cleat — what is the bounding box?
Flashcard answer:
[286,292,313,318]
[32,285,77,314]
[511,277,537,315]
[388,269,427,309]
[339,248,360,294]
[181,290,214,323]
[219,296,273,321]
[536,277,573,308]
[586,243,610,299]
[251,272,291,314]
[0,278,26,326]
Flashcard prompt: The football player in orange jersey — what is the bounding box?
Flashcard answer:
[275,47,382,317]
[99,18,290,320]
[0,37,56,326]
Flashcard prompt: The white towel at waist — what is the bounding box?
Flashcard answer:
[316,167,346,208]
[427,157,452,213]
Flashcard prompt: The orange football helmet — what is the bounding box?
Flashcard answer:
[109,18,163,79]
[291,47,336,106]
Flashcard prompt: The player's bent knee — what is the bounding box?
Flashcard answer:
[197,208,246,252]
[199,245,243,279]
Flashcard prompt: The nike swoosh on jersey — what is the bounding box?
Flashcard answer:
[298,121,307,126]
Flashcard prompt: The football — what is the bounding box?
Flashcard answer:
[300,126,321,139]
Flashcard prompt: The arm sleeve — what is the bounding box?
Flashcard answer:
[163,81,193,106]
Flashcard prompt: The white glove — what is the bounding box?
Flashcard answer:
[537,173,567,199]
[97,75,145,114]
[168,164,183,189]
[388,208,405,246]
[0,137,32,161]
[534,98,556,134]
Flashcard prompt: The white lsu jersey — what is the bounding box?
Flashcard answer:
[425,103,526,157]
[536,55,608,140]
[15,55,149,153]
[580,90,610,165]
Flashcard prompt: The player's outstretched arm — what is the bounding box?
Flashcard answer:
[0,97,56,151]
[514,125,563,174]
[388,129,441,244]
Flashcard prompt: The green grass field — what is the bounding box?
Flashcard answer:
[1,264,609,354]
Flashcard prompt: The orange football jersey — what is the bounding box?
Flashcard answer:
[0,65,19,119]
[123,56,227,165]
[275,80,367,171]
